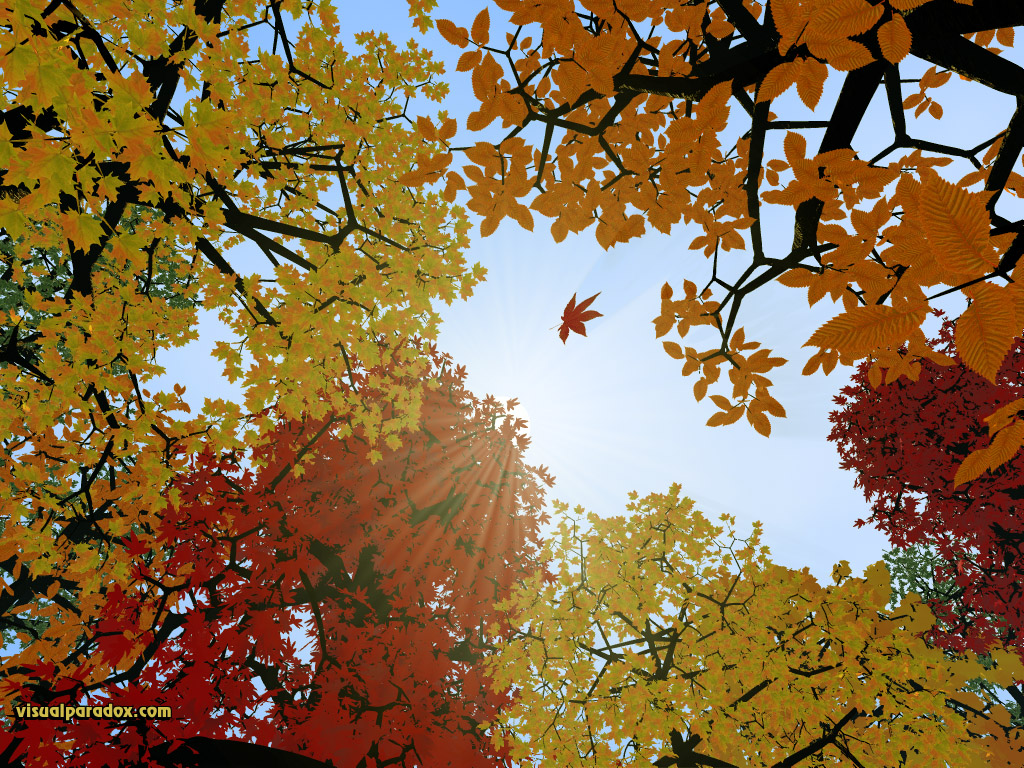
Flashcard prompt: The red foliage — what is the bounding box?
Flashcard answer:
[558,292,603,343]
[828,312,1024,659]
[8,348,553,767]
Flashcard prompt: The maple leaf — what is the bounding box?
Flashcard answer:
[557,292,603,343]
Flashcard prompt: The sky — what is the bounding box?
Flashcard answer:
[145,0,1021,593]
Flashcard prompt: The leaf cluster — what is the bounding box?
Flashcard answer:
[441,0,1024,476]
[482,484,1024,767]
[3,348,554,768]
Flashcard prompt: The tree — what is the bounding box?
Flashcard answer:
[882,541,1024,732]
[431,0,1024,478]
[480,485,1024,768]
[0,0,477,740]
[0,201,199,653]
[1,347,555,768]
[828,313,1024,676]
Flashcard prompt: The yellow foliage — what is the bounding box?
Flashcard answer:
[483,486,1012,766]
[0,0,476,719]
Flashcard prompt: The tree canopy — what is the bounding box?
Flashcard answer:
[481,485,1024,767]
[2,347,554,768]
[0,0,479,744]
[881,541,1024,733]
[829,312,1024,665]
[7,1,1024,766]
[435,0,1024,472]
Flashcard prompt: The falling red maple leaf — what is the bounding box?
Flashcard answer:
[558,292,603,343]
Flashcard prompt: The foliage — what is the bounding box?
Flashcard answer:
[0,201,198,653]
[1,347,555,768]
[0,0,477,742]
[828,312,1024,695]
[882,541,1024,731]
[481,485,1024,766]
[0,203,202,371]
[431,0,1024,479]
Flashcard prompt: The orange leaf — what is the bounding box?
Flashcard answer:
[436,19,470,48]
[804,303,925,357]
[416,116,437,141]
[794,58,828,110]
[984,398,1024,433]
[471,8,490,45]
[706,17,735,39]
[954,283,1018,382]
[918,169,999,277]
[757,61,798,102]
[710,394,732,410]
[890,0,933,9]
[877,16,912,64]
[810,0,883,41]
[457,50,482,72]
[954,445,991,487]
[820,38,876,71]
[747,408,771,437]
[984,419,1024,474]
[663,341,684,359]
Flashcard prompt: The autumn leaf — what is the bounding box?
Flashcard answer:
[877,16,912,63]
[830,315,1024,683]
[955,282,1018,382]
[557,292,603,343]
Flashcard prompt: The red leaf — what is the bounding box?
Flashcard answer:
[558,292,604,343]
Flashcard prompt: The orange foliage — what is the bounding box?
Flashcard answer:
[445,0,1024,483]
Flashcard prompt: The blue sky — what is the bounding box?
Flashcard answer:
[147,0,1024,592]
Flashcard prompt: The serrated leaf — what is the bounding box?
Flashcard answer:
[805,304,925,357]
[954,283,1018,382]
[663,341,684,359]
[436,19,470,47]
[919,169,999,277]
[877,16,912,64]
[471,8,490,45]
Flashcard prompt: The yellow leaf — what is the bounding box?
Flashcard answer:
[877,16,912,64]
[955,283,1018,382]
[663,341,684,359]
